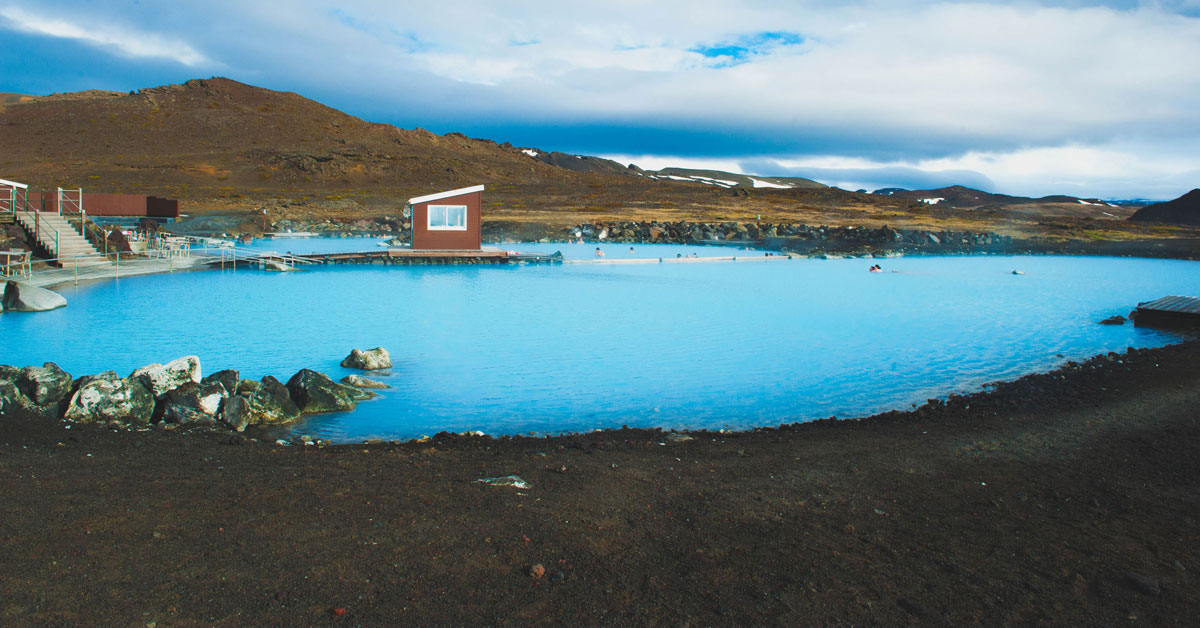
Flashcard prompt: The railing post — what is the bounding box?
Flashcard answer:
[116,252,119,278]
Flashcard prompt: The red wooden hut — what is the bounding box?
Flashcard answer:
[407,185,484,251]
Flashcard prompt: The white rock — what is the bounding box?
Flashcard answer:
[3,281,67,312]
[198,392,224,415]
[130,356,202,397]
[340,347,392,370]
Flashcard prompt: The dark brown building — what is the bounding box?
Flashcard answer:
[407,185,484,251]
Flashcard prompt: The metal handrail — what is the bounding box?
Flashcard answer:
[55,187,110,254]
[151,233,321,268]
[1,233,321,285]
[14,207,63,257]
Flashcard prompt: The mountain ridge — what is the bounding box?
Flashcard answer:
[1128,189,1200,226]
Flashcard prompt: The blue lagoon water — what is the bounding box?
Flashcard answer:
[2,250,1197,441]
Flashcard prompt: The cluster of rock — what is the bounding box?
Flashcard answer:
[0,348,392,433]
[563,221,1012,253]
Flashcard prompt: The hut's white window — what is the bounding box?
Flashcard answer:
[427,205,467,230]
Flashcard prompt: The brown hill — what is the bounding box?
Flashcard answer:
[0,77,590,199]
[0,77,911,228]
[0,77,1182,243]
[878,185,1137,221]
[1128,189,1200,226]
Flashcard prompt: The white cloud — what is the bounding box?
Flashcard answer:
[0,5,210,67]
[736,141,1200,199]
[4,1,1200,198]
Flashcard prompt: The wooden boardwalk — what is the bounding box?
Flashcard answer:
[9,247,789,293]
[258,249,563,265]
[566,254,793,266]
[1135,295,1200,328]
[17,256,210,289]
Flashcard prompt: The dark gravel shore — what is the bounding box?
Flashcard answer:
[1,340,1198,626]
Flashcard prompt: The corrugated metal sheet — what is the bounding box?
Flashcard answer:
[1138,295,1200,315]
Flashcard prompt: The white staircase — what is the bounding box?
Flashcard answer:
[14,210,110,268]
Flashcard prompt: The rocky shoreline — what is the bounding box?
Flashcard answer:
[160,216,1200,260]
[0,348,394,444]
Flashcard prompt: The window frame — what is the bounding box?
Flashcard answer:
[426,204,469,231]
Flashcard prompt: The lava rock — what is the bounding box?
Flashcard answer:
[16,362,73,407]
[221,396,251,432]
[158,382,220,424]
[63,373,155,425]
[130,356,202,398]
[1098,315,1126,325]
[0,379,34,414]
[286,369,357,414]
[202,369,240,396]
[226,376,301,427]
[340,347,392,370]
[340,374,389,389]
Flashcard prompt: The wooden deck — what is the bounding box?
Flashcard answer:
[1134,295,1200,328]
[252,248,560,266]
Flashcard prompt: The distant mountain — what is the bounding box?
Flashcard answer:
[520,150,825,190]
[876,185,1113,209]
[524,150,636,175]
[1128,189,1200,226]
[648,167,824,190]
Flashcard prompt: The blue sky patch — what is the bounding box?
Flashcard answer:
[691,31,805,66]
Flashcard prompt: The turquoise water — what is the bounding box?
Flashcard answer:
[2,252,1198,441]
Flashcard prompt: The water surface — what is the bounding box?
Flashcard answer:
[2,251,1196,441]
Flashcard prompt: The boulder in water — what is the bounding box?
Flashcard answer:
[340,347,392,370]
[286,369,357,414]
[3,281,67,313]
[340,374,389,389]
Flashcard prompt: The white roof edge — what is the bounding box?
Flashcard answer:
[407,184,485,205]
[0,178,29,189]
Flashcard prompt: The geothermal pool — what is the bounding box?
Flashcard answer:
[2,245,1198,442]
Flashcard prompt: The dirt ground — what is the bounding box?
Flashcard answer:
[1,340,1198,627]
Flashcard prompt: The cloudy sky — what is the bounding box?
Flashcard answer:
[2,1,1199,199]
